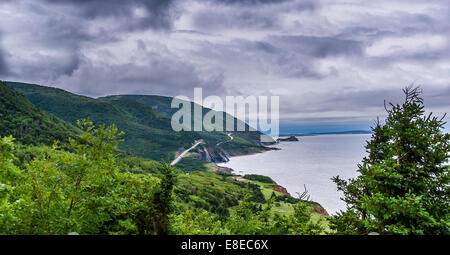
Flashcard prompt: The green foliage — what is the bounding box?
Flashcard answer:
[0,122,328,235]
[0,81,78,145]
[1,79,330,235]
[7,82,271,162]
[332,87,450,235]
[174,171,264,218]
[170,196,324,235]
[243,174,276,184]
[0,120,177,234]
[0,136,22,232]
[115,153,169,176]
[176,157,210,173]
[7,82,197,161]
[2,127,324,235]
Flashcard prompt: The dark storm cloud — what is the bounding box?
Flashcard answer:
[215,0,290,4]
[50,39,226,97]
[336,27,394,42]
[0,5,94,81]
[213,0,317,10]
[265,35,364,79]
[269,35,365,58]
[189,36,351,80]
[0,54,6,76]
[56,52,226,98]
[279,85,450,118]
[15,52,82,82]
[0,0,176,83]
[0,0,449,130]
[192,9,280,30]
[43,0,177,30]
[193,0,318,31]
[0,34,9,76]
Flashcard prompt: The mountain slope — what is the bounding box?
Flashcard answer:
[0,81,78,145]
[8,82,274,162]
[100,95,274,157]
[7,82,198,160]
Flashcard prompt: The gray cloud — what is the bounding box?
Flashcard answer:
[214,0,291,4]
[192,9,281,31]
[188,37,347,80]
[0,34,9,76]
[55,47,226,98]
[269,35,365,58]
[43,0,177,30]
[192,0,318,31]
[277,84,450,132]
[213,0,317,10]
[0,0,449,131]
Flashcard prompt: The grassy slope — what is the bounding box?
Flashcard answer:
[175,171,330,232]
[7,82,198,161]
[237,176,330,231]
[0,81,78,145]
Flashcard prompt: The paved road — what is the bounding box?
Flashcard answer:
[216,133,233,146]
[170,139,204,166]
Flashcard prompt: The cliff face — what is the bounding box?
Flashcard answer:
[194,145,230,163]
[277,136,299,142]
[271,185,291,196]
[313,206,330,217]
[214,165,234,174]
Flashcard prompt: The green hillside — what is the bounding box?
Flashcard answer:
[7,81,197,160]
[1,80,329,235]
[0,81,78,145]
[101,95,274,156]
[7,82,273,162]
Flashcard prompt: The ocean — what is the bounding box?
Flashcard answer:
[218,133,372,215]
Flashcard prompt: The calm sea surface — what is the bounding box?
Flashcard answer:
[218,134,372,215]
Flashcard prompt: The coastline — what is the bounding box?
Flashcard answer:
[216,133,371,215]
[213,140,330,216]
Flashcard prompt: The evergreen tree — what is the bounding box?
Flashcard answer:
[331,86,449,234]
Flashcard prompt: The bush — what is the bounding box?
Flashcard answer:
[243,174,276,184]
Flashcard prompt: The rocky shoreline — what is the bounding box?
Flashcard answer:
[194,144,280,163]
[276,135,299,142]
[204,136,330,216]
[212,164,330,217]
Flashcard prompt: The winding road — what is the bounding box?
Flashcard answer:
[170,139,204,166]
[216,133,233,146]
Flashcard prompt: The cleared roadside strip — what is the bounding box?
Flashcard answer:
[170,139,204,166]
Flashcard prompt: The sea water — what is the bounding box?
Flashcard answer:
[218,134,371,215]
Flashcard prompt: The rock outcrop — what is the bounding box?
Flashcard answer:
[312,205,330,216]
[271,185,291,196]
[213,166,234,174]
[194,145,230,163]
[277,136,299,142]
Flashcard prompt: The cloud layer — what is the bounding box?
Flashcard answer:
[0,0,449,131]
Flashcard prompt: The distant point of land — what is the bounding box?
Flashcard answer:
[280,130,373,136]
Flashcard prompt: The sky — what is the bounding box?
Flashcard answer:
[0,0,449,133]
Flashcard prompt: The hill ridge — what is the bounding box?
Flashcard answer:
[7,81,272,162]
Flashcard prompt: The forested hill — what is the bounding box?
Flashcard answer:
[6,81,198,160]
[101,95,275,155]
[0,81,78,145]
[6,82,272,161]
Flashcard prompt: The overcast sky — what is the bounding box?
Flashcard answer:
[0,0,449,132]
